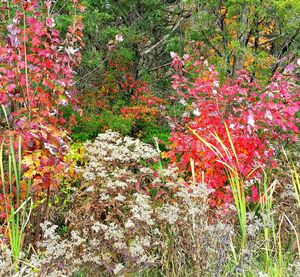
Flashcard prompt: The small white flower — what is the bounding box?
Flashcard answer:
[86,185,95,192]
[153,228,160,235]
[168,122,175,128]
[113,241,127,250]
[49,109,58,116]
[83,172,96,181]
[115,194,126,202]
[129,239,145,257]
[115,34,124,42]
[131,193,155,225]
[264,110,273,121]
[158,203,181,224]
[100,193,110,201]
[65,46,79,56]
[193,108,201,116]
[91,222,101,233]
[212,89,217,96]
[183,54,190,60]
[213,80,220,87]
[140,236,151,247]
[59,99,68,106]
[170,51,177,59]
[113,263,124,275]
[44,143,57,155]
[13,17,19,24]
[125,219,135,229]
[103,222,124,241]
[179,98,187,106]
[71,231,85,246]
[247,114,255,127]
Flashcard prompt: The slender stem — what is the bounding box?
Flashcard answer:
[23,8,31,118]
[7,0,11,20]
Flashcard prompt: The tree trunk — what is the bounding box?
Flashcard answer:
[233,2,250,75]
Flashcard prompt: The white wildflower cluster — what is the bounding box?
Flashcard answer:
[129,238,145,257]
[103,222,125,241]
[124,219,135,229]
[0,221,91,276]
[38,222,75,261]
[91,221,102,233]
[258,272,269,277]
[157,203,180,225]
[40,220,59,240]
[246,212,273,238]
[115,193,126,202]
[131,193,155,225]
[18,132,251,276]
[129,236,157,265]
[38,131,164,274]
[140,166,154,174]
[113,263,125,275]
[75,130,159,196]
[0,245,15,276]
[158,166,178,179]
[82,131,158,177]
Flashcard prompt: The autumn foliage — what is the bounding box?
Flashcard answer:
[0,0,83,204]
[166,43,300,208]
[78,51,166,138]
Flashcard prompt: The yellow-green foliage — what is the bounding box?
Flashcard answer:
[66,142,86,167]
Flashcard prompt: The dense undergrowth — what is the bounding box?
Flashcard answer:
[0,1,299,276]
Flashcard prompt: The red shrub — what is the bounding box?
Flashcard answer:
[0,0,83,194]
[166,45,300,208]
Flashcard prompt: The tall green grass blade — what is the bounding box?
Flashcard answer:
[0,136,32,269]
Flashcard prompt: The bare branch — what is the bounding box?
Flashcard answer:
[141,17,185,56]
[149,62,172,72]
[258,34,285,46]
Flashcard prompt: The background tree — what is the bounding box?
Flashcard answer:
[47,0,299,143]
[56,0,192,141]
[74,0,190,91]
[184,0,300,79]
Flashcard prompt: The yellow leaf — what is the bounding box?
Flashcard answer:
[24,167,36,178]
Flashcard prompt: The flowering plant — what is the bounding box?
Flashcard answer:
[23,131,232,276]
